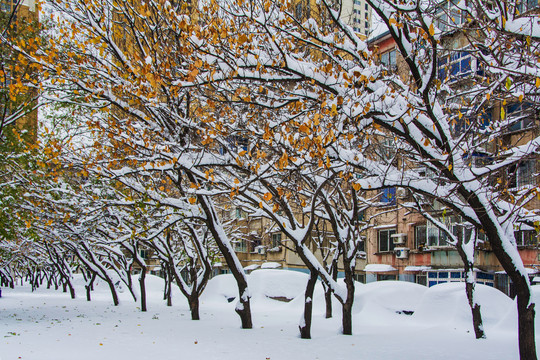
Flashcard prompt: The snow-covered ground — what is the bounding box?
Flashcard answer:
[0,269,531,360]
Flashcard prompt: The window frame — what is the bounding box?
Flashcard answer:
[271,233,282,248]
[380,48,397,70]
[514,230,537,247]
[378,228,396,252]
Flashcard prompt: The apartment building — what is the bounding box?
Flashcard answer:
[362,4,540,297]
[340,0,372,37]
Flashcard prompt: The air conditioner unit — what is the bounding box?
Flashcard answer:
[396,188,407,198]
[394,247,410,259]
[391,233,407,245]
[256,246,267,255]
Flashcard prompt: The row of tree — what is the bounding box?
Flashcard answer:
[1,0,540,358]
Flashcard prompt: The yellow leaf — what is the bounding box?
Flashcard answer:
[259,202,263,208]
[188,197,197,204]
[313,114,320,126]
[239,150,247,157]
[536,78,540,88]
[263,192,273,201]
[352,183,361,191]
[448,164,453,171]
[429,23,435,36]
[501,107,506,120]
[299,124,310,134]
[486,92,490,101]
[234,178,240,184]
[272,203,279,213]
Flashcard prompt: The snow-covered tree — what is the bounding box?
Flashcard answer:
[198,0,540,356]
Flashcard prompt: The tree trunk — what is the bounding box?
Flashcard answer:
[68,280,76,299]
[105,278,120,306]
[324,286,333,319]
[46,272,52,289]
[299,270,318,339]
[468,193,537,360]
[188,180,253,329]
[455,239,485,339]
[190,295,200,320]
[234,285,252,329]
[342,261,355,335]
[139,270,147,312]
[86,273,96,302]
[165,264,173,307]
[163,267,169,301]
[324,260,338,319]
[466,281,485,339]
[463,271,485,339]
[517,283,536,360]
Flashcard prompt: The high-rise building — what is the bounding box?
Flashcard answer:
[340,0,372,38]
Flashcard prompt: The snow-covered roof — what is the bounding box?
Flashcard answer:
[496,268,538,275]
[373,224,397,229]
[213,262,223,268]
[404,266,431,272]
[244,264,260,271]
[260,262,282,269]
[363,264,397,272]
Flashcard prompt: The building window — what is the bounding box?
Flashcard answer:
[507,102,535,132]
[517,0,539,13]
[378,228,396,252]
[434,1,464,32]
[380,49,397,69]
[415,222,448,247]
[509,159,536,188]
[380,187,396,205]
[416,217,488,249]
[416,274,427,286]
[514,230,537,247]
[139,249,149,260]
[358,239,365,252]
[415,225,427,249]
[271,233,282,248]
[438,51,478,81]
[353,273,366,283]
[377,274,397,281]
[234,239,247,252]
[235,207,246,219]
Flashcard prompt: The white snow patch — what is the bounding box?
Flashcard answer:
[363,264,398,272]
